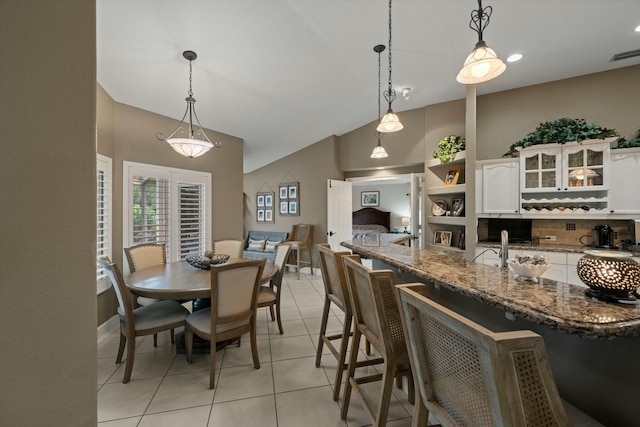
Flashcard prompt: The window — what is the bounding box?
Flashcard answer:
[97,154,112,294]
[123,162,211,266]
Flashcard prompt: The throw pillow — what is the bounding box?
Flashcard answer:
[264,240,281,253]
[248,239,266,251]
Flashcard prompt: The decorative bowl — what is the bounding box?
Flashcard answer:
[186,254,230,270]
[508,255,550,282]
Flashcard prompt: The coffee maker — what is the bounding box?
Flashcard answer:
[592,224,614,248]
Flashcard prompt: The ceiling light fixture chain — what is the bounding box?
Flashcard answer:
[469,0,492,43]
[371,44,388,159]
[376,0,403,133]
[156,50,221,158]
[456,0,506,84]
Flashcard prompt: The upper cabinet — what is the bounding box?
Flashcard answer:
[478,158,519,214]
[518,140,612,214]
[610,147,640,214]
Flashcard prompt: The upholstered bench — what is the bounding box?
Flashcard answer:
[242,231,288,262]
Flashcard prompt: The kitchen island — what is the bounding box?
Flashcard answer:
[342,236,640,426]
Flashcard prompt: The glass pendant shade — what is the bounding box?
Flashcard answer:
[167,137,213,158]
[370,142,389,158]
[377,110,404,133]
[457,40,506,84]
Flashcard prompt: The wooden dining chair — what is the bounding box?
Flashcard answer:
[257,244,291,334]
[98,257,190,384]
[185,258,266,389]
[124,242,166,306]
[213,239,244,259]
[396,283,572,427]
[341,255,415,427]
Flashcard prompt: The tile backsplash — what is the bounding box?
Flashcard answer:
[477,218,635,247]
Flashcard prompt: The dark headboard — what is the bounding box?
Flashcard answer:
[352,208,390,230]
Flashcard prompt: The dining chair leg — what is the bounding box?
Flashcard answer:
[275,302,284,334]
[375,362,396,427]
[209,339,216,389]
[123,335,135,384]
[250,324,261,369]
[296,248,301,279]
[170,329,175,344]
[269,305,276,321]
[153,333,158,347]
[116,332,126,364]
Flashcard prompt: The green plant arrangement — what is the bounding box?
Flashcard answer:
[433,135,466,163]
[614,128,640,149]
[502,118,618,157]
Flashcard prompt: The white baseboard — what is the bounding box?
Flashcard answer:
[97,315,119,343]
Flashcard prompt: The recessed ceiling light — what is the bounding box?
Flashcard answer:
[635,24,640,32]
[507,53,523,63]
[376,167,385,170]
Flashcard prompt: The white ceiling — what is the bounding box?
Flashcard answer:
[97,0,640,173]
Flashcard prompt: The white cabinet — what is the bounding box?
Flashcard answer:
[479,158,519,214]
[518,140,612,214]
[610,147,640,214]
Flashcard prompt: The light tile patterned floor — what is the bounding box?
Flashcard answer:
[97,269,416,426]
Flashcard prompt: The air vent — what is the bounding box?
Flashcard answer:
[610,49,640,62]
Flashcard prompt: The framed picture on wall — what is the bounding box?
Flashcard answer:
[280,201,288,214]
[257,195,265,207]
[257,209,265,222]
[288,184,298,199]
[265,194,273,207]
[279,185,288,200]
[265,209,273,222]
[361,191,379,207]
[289,200,298,215]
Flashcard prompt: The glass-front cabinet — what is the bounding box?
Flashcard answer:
[518,140,611,214]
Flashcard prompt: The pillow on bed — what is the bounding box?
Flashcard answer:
[264,240,281,253]
[247,239,266,251]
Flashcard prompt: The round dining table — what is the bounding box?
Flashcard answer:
[126,259,277,300]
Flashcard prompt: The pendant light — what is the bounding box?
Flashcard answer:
[377,0,403,133]
[371,44,389,159]
[156,50,222,158]
[456,0,506,84]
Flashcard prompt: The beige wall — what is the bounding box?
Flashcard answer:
[338,108,426,171]
[476,65,640,160]
[96,86,245,325]
[243,136,342,269]
[0,1,97,425]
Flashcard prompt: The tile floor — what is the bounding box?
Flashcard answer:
[97,268,418,426]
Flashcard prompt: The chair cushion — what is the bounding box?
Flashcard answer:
[258,287,277,304]
[248,239,266,251]
[131,300,189,331]
[186,308,251,336]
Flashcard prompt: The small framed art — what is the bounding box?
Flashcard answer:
[279,185,288,199]
[265,194,273,207]
[257,195,265,208]
[434,230,452,246]
[289,200,298,215]
[280,201,288,214]
[257,209,265,222]
[265,209,273,222]
[444,168,461,186]
[361,191,379,207]
[257,191,275,222]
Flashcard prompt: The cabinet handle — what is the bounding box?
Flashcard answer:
[557,188,561,191]
[564,188,568,191]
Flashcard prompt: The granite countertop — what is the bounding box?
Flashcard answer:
[341,237,640,339]
[476,241,587,254]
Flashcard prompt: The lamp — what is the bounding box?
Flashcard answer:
[376,0,403,133]
[156,50,222,158]
[371,44,389,159]
[577,250,640,303]
[569,168,599,186]
[456,0,506,84]
[401,217,410,233]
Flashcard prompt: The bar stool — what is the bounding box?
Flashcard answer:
[282,224,314,278]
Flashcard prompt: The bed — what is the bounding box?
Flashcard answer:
[352,207,390,238]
